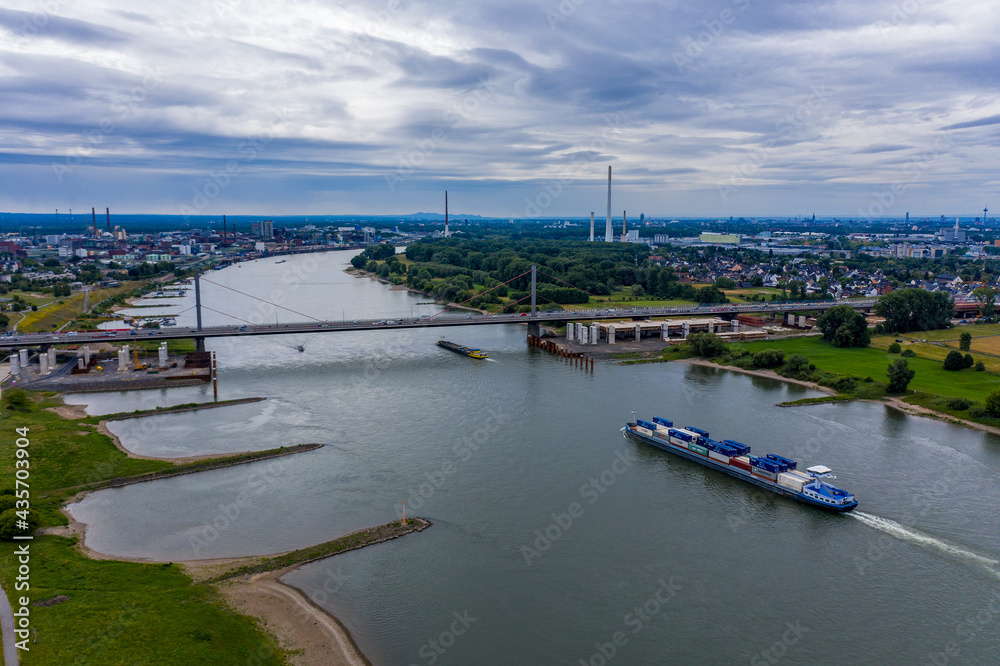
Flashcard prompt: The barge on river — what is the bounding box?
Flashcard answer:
[624,416,857,512]
[436,340,488,359]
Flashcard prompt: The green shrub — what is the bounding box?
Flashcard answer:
[751,348,785,369]
[888,342,901,354]
[985,389,1000,417]
[947,397,971,411]
[901,349,916,357]
[964,353,975,369]
[943,350,966,371]
[824,375,857,393]
[0,508,38,540]
[975,361,986,372]
[3,389,32,413]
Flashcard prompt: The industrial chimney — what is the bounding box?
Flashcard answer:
[604,166,613,242]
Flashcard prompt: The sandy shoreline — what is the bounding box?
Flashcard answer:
[45,393,375,666]
[680,357,1000,436]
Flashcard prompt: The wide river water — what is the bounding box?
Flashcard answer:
[66,250,1000,665]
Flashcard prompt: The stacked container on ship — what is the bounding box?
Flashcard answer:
[623,415,857,512]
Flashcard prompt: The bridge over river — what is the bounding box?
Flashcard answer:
[0,270,878,351]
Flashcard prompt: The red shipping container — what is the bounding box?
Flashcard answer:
[730,459,751,472]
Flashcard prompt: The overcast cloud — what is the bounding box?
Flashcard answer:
[0,0,996,217]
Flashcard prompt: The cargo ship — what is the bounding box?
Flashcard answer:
[436,340,488,359]
[624,416,857,512]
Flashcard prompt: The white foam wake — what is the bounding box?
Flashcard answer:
[852,511,1000,577]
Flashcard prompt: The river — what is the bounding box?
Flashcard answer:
[65,250,1000,665]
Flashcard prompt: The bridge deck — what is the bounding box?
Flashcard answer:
[0,300,877,349]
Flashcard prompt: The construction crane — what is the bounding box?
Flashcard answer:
[133,347,147,371]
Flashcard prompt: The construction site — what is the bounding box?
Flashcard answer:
[3,345,216,393]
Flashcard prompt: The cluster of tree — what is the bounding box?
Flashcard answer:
[52,283,72,297]
[816,305,871,347]
[686,331,727,357]
[126,260,176,279]
[873,289,954,333]
[886,359,915,393]
[350,243,397,269]
[943,350,979,371]
[403,238,647,296]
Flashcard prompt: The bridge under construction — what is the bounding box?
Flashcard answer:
[0,266,879,353]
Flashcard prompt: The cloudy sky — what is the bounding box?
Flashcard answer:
[0,0,997,218]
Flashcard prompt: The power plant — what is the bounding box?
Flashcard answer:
[605,166,613,242]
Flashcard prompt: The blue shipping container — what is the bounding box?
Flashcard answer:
[686,426,710,437]
[766,454,797,470]
[636,419,657,431]
[722,440,751,456]
[669,429,693,442]
[749,456,786,473]
[714,445,739,457]
[653,417,673,427]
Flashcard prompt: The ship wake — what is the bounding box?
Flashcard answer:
[851,511,1000,578]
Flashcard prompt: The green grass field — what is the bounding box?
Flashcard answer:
[16,283,143,333]
[730,337,1000,401]
[0,393,289,665]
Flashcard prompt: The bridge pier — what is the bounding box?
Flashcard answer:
[195,337,206,353]
[527,322,540,338]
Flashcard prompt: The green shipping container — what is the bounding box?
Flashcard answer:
[689,443,708,455]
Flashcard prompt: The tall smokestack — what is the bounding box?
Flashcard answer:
[605,166,613,242]
[106,207,110,232]
[91,208,97,237]
[223,214,227,244]
[445,191,449,238]
[589,212,595,241]
[623,210,627,242]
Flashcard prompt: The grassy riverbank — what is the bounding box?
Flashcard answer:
[0,392,303,664]
[206,518,431,583]
[670,333,1000,431]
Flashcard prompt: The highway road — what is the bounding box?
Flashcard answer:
[0,299,880,350]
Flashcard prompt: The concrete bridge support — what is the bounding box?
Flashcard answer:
[527,322,540,337]
[608,325,616,344]
[589,323,599,345]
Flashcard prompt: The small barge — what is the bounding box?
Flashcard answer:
[437,340,488,359]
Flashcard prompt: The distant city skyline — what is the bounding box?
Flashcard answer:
[0,1,997,218]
